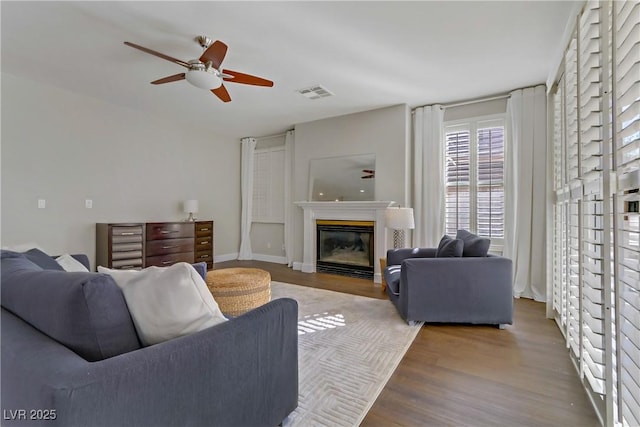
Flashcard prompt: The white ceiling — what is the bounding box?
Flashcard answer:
[1,1,576,139]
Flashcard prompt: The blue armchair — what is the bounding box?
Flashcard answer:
[384,247,513,328]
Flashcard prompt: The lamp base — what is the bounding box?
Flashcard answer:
[393,229,405,249]
[186,213,196,222]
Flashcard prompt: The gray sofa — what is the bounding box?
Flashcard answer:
[1,249,298,427]
[384,247,513,327]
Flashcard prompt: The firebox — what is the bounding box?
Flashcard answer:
[316,220,374,279]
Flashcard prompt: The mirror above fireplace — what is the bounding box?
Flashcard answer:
[308,153,375,202]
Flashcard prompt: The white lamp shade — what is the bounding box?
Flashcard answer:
[385,207,415,230]
[185,69,222,89]
[183,200,199,214]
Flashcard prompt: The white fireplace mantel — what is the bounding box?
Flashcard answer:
[295,201,395,284]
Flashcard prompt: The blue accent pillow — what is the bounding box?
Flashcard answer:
[436,235,464,257]
[456,229,491,257]
[191,262,208,281]
[1,254,141,361]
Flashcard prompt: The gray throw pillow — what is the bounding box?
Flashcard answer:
[436,235,464,257]
[24,248,65,270]
[456,229,491,257]
[1,254,141,361]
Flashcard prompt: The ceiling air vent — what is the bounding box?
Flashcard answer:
[297,85,333,100]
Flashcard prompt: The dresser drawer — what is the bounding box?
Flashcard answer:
[195,222,213,238]
[195,236,213,251]
[146,222,194,240]
[146,238,194,257]
[194,251,213,262]
[146,252,194,267]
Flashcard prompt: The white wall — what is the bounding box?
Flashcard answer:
[0,73,241,267]
[291,104,410,264]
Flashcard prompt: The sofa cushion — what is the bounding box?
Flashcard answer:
[98,263,227,346]
[384,265,401,295]
[456,229,491,257]
[436,235,464,257]
[24,248,65,270]
[0,253,141,361]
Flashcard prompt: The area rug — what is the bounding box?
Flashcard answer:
[270,282,423,427]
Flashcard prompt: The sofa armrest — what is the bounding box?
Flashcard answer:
[386,247,436,265]
[1,298,298,427]
[399,256,513,324]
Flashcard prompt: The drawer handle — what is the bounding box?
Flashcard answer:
[199,241,209,245]
[119,265,134,269]
[200,228,209,231]
[120,232,135,236]
[162,261,173,265]
[161,245,179,249]
[200,255,209,259]
[160,230,178,234]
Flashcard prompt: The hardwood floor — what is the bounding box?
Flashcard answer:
[216,260,600,427]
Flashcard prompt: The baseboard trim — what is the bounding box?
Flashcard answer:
[292,262,303,271]
[214,253,238,263]
[252,254,287,264]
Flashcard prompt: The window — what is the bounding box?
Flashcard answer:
[550,1,640,425]
[444,117,505,251]
[252,147,285,223]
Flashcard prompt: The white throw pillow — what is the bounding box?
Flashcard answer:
[55,254,90,272]
[98,263,227,346]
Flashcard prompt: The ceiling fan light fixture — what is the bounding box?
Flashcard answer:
[185,69,222,89]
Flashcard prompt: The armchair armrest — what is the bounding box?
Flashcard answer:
[1,298,298,427]
[386,247,436,265]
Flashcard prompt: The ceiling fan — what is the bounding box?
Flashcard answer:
[361,169,375,179]
[124,35,273,103]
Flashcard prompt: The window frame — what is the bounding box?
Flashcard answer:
[252,146,285,224]
[443,114,506,252]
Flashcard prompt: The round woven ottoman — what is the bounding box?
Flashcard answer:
[205,268,271,316]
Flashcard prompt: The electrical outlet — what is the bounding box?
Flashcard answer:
[37,199,46,209]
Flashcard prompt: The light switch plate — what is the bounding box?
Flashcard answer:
[37,199,46,209]
[85,199,93,209]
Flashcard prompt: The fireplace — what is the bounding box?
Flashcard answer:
[316,220,374,279]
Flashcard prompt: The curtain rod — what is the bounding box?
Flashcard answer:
[442,92,511,109]
[254,129,293,141]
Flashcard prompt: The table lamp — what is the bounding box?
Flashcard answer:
[385,207,415,248]
[183,200,199,222]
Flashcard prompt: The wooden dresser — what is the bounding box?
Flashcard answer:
[96,223,145,270]
[145,222,195,267]
[96,221,214,270]
[194,220,214,269]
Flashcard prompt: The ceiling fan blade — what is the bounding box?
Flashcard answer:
[151,73,186,85]
[124,42,190,68]
[222,69,274,87]
[211,84,231,103]
[200,40,228,69]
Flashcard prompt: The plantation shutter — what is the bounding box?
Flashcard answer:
[476,126,505,242]
[445,129,471,235]
[613,0,640,425]
[551,1,639,425]
[565,34,583,361]
[252,147,285,223]
[578,0,608,396]
[552,77,569,333]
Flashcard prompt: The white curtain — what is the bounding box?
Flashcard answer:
[504,85,547,301]
[283,130,295,267]
[413,105,445,247]
[238,137,256,260]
